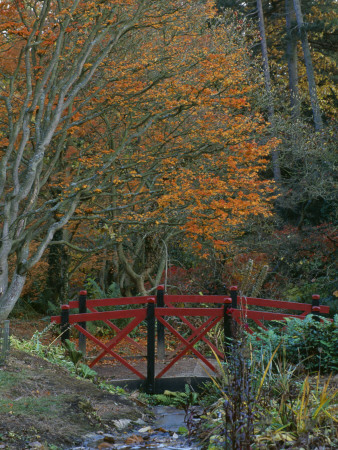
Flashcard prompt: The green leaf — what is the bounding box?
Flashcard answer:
[63,339,83,367]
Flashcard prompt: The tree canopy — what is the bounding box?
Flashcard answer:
[0,0,277,318]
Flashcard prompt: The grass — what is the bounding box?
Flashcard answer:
[0,395,67,418]
[0,370,26,390]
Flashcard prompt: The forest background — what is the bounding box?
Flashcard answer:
[0,0,336,321]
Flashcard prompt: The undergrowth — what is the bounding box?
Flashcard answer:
[198,321,338,450]
[9,323,126,396]
[249,314,338,373]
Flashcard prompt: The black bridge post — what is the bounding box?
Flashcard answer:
[230,285,238,329]
[156,285,165,359]
[78,290,87,356]
[223,297,232,357]
[311,294,321,322]
[61,304,70,343]
[230,286,238,309]
[225,286,238,350]
[146,298,156,394]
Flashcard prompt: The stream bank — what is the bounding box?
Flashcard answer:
[0,349,202,449]
[72,406,200,449]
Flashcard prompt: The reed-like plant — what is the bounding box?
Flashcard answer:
[256,373,337,447]
[198,331,338,449]
[200,329,259,449]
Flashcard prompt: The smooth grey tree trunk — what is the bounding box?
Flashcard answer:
[0,1,151,320]
[256,0,281,182]
[0,274,26,321]
[285,0,300,119]
[292,0,323,130]
[257,0,274,119]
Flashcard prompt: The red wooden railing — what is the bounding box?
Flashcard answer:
[51,286,330,393]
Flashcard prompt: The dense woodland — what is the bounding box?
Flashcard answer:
[0,0,337,320]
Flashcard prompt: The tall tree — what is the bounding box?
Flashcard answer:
[45,9,278,298]
[256,0,281,182]
[292,0,323,130]
[0,0,204,318]
[285,0,301,118]
[0,0,277,318]
[218,0,336,121]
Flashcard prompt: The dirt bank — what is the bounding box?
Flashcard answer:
[0,348,148,449]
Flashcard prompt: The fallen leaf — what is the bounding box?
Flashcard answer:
[125,435,144,444]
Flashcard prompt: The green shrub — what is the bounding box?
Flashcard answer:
[249,314,338,373]
[149,384,199,409]
[84,278,137,336]
[85,278,121,299]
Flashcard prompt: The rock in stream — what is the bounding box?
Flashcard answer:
[72,406,201,449]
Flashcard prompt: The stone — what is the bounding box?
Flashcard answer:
[135,418,147,425]
[97,443,114,449]
[112,418,131,430]
[83,432,103,442]
[29,442,46,449]
[103,434,115,443]
[138,426,152,433]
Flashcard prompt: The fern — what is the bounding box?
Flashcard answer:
[151,393,175,406]
[150,385,199,408]
[85,278,121,299]
[63,339,83,367]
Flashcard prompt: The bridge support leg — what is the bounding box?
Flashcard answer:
[224,286,238,358]
[61,305,70,343]
[224,297,232,357]
[312,294,321,322]
[146,298,156,394]
[78,290,87,356]
[157,285,165,359]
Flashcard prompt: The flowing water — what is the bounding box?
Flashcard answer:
[72,406,201,449]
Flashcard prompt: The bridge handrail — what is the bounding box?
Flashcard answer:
[68,296,151,309]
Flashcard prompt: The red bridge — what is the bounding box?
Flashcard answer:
[51,286,330,393]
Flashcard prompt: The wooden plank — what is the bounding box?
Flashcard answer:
[58,309,146,324]
[156,307,223,317]
[238,296,330,314]
[73,324,145,379]
[164,295,227,304]
[68,296,152,309]
[232,309,310,321]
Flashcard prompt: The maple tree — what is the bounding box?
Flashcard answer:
[0,0,277,318]
[62,12,279,296]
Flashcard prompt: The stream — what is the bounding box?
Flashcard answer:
[72,406,201,449]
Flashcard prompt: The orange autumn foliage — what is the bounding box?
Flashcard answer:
[54,1,277,251]
[0,1,277,311]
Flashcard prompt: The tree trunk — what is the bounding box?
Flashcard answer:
[285,0,300,119]
[257,0,274,119]
[0,0,149,320]
[44,228,70,307]
[256,0,281,182]
[292,0,323,130]
[0,273,26,320]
